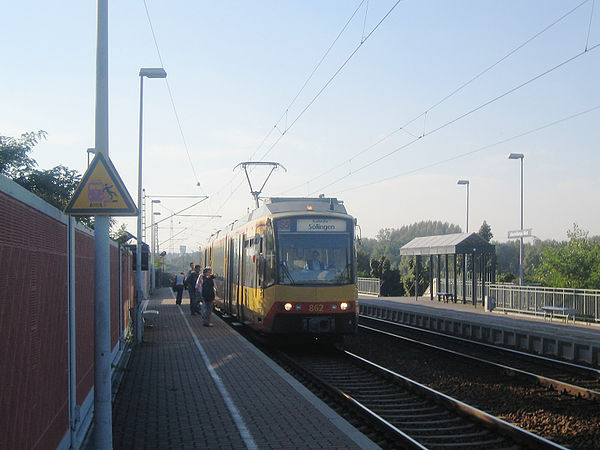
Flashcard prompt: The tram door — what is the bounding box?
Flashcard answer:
[238,233,246,323]
[231,235,241,319]
[226,238,235,315]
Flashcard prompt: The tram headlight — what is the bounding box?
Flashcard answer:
[340,302,349,311]
[284,302,293,311]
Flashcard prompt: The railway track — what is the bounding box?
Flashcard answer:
[273,346,563,449]
[358,315,600,400]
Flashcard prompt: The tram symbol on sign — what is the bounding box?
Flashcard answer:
[87,182,119,207]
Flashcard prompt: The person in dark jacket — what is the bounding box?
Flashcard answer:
[186,265,201,315]
[200,267,216,326]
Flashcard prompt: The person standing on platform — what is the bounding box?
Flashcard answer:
[184,262,194,299]
[201,267,216,327]
[185,262,194,282]
[186,265,201,315]
[174,272,185,305]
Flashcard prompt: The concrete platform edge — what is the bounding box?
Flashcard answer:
[229,331,381,449]
[361,298,600,367]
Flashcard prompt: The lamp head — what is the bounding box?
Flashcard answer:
[139,67,167,79]
[508,153,524,160]
[457,179,469,185]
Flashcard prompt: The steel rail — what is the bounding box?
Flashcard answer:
[276,348,564,449]
[360,314,600,375]
[359,316,600,400]
[345,351,566,450]
[274,350,426,449]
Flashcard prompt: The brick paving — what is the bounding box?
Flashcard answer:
[112,288,378,449]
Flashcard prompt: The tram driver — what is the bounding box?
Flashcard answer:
[305,250,326,271]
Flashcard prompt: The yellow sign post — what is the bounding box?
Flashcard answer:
[65,152,137,216]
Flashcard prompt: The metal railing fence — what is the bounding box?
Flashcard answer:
[438,278,480,304]
[489,283,600,323]
[357,277,381,296]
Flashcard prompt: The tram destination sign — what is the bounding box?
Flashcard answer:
[297,218,347,232]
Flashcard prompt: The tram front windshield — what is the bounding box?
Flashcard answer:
[276,233,353,285]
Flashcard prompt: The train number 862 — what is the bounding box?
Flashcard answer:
[308,304,324,312]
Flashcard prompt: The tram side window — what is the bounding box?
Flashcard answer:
[213,244,225,279]
[244,238,256,288]
[263,225,276,287]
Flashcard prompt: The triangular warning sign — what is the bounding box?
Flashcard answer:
[65,152,138,216]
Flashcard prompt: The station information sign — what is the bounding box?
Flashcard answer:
[507,228,533,239]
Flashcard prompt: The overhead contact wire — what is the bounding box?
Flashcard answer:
[258,0,405,161]
[143,0,201,186]
[312,41,600,194]
[281,0,592,195]
[333,104,600,194]
[204,0,371,230]
[585,0,596,51]
[250,0,366,161]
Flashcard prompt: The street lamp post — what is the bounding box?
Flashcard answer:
[136,67,167,344]
[457,179,470,302]
[86,147,96,167]
[151,210,161,290]
[508,153,525,285]
[457,179,470,233]
[93,2,112,446]
[150,200,161,292]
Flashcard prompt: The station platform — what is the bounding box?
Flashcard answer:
[109,288,378,449]
[359,295,600,367]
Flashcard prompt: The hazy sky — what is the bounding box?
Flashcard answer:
[2,1,599,253]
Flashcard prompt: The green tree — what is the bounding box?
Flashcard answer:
[369,256,404,296]
[370,256,385,278]
[0,131,46,177]
[13,165,81,210]
[534,224,600,289]
[1,131,99,228]
[495,241,519,279]
[356,247,371,277]
[402,256,430,296]
[497,272,516,283]
[111,223,135,245]
[478,220,493,242]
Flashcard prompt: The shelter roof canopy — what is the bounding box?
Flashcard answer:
[399,232,495,256]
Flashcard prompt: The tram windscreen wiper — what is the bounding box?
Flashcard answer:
[280,262,296,285]
[334,263,353,283]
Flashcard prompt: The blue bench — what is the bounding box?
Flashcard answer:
[541,306,577,324]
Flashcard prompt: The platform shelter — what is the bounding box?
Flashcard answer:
[400,233,496,305]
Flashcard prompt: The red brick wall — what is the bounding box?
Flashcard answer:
[111,246,120,347]
[75,230,95,405]
[0,186,136,449]
[0,192,69,450]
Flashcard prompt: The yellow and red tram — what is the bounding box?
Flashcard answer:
[203,197,358,340]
